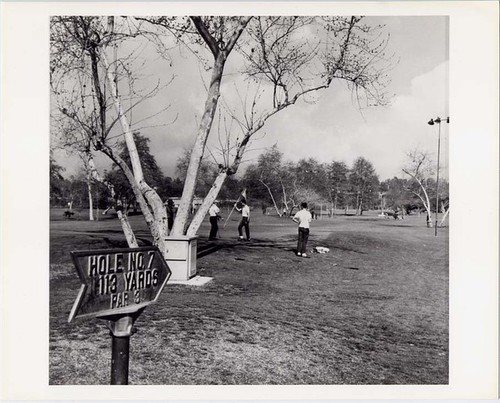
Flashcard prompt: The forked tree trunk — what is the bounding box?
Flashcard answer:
[403,169,433,228]
[104,146,166,249]
[101,50,169,247]
[260,179,281,217]
[186,171,228,236]
[439,206,449,227]
[171,17,251,236]
[172,58,225,236]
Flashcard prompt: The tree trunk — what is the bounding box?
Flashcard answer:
[439,208,449,227]
[117,210,138,247]
[107,148,167,250]
[403,169,433,228]
[171,17,250,237]
[172,57,226,236]
[426,212,433,227]
[281,181,290,215]
[356,192,362,216]
[88,180,94,221]
[85,152,138,247]
[101,51,169,243]
[186,171,228,236]
[260,179,281,216]
[101,49,144,184]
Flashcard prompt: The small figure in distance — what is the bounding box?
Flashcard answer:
[165,198,176,235]
[292,202,312,257]
[235,198,251,241]
[208,200,223,241]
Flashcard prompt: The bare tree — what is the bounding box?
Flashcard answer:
[52,15,392,261]
[402,150,435,227]
[176,16,392,234]
[51,16,172,249]
[244,145,285,216]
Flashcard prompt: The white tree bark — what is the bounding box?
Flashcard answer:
[85,152,139,247]
[439,201,449,227]
[171,17,251,236]
[439,209,449,227]
[100,49,169,244]
[403,168,433,227]
[186,171,228,236]
[87,178,94,221]
[172,58,225,236]
[102,145,168,250]
[281,181,291,215]
[260,179,281,217]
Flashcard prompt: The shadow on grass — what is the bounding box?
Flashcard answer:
[197,237,297,258]
[197,234,371,259]
[330,245,367,254]
[197,243,224,258]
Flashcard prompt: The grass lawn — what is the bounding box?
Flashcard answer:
[49,208,448,385]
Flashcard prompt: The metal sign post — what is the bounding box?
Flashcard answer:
[104,312,142,385]
[111,334,130,385]
[68,246,171,385]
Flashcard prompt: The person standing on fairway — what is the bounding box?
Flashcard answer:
[292,202,312,257]
[208,200,222,240]
[235,198,251,241]
[165,198,176,235]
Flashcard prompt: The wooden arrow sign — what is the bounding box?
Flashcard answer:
[69,246,171,322]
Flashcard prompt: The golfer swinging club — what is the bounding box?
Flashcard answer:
[235,198,251,241]
[292,202,312,257]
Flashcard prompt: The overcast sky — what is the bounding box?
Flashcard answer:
[53,16,449,181]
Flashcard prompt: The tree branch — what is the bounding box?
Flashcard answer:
[190,17,220,58]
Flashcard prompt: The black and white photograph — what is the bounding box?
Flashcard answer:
[1,1,498,400]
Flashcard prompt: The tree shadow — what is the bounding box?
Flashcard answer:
[197,243,224,258]
[196,233,374,259]
[329,245,367,254]
[95,232,369,259]
[196,237,296,259]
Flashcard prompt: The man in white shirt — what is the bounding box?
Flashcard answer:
[208,200,222,240]
[235,198,251,241]
[292,202,312,257]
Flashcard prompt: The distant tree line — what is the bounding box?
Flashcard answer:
[51,142,448,225]
[50,133,240,212]
[241,145,380,216]
[241,145,449,222]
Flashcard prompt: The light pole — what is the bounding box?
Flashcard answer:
[427,116,450,236]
